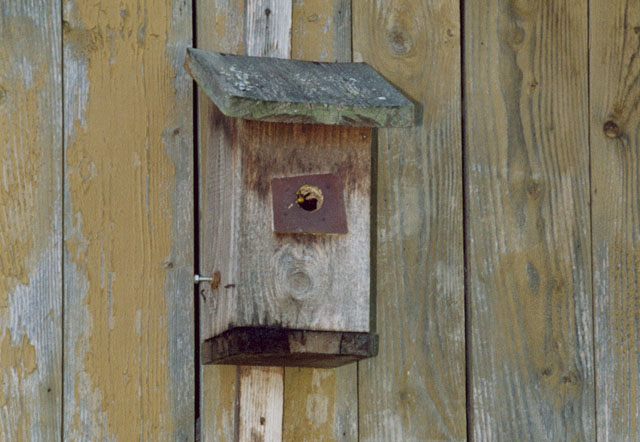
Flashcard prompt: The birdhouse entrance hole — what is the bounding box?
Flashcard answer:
[296,184,323,212]
[272,173,347,234]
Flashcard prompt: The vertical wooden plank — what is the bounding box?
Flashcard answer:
[591,1,640,440]
[465,0,594,440]
[353,0,466,440]
[0,2,62,441]
[197,0,244,440]
[246,0,292,58]
[63,0,194,439]
[291,0,351,63]
[197,1,290,440]
[284,367,357,441]
[283,1,358,441]
[238,367,284,442]
[236,2,289,441]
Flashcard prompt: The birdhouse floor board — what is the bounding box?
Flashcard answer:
[201,327,378,368]
[185,48,414,127]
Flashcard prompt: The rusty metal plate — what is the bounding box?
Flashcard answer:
[272,173,348,234]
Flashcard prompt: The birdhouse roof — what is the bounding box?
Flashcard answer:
[185,48,414,127]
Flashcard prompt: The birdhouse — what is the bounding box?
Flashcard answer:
[186,48,414,368]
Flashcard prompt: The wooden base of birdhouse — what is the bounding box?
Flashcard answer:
[201,327,378,368]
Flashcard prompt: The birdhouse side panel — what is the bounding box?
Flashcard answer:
[200,107,241,341]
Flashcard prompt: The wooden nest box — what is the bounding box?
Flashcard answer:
[186,48,414,368]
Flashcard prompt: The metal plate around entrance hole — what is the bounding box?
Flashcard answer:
[272,173,348,234]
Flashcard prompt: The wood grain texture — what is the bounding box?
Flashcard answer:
[203,328,377,367]
[198,1,293,440]
[0,2,62,441]
[591,1,640,439]
[63,0,194,439]
[464,0,593,440]
[238,366,284,442]
[238,4,288,442]
[353,0,466,440]
[246,0,292,58]
[291,0,351,63]
[284,366,357,441]
[185,49,414,127]
[284,2,359,440]
[202,120,371,339]
[197,0,245,440]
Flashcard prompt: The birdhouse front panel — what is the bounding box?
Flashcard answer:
[199,118,375,367]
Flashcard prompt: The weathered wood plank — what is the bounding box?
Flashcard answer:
[198,0,293,440]
[203,120,371,340]
[591,1,640,440]
[0,2,62,441]
[283,366,357,442]
[203,328,377,368]
[246,0,292,58]
[237,2,290,441]
[62,1,194,439]
[283,2,359,439]
[197,0,245,439]
[353,0,466,440]
[291,0,351,63]
[464,0,594,439]
[185,49,414,127]
[238,366,284,442]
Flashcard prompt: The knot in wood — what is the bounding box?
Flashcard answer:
[603,120,621,138]
[272,244,329,302]
[386,26,413,56]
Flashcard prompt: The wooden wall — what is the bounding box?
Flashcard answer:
[1,0,639,441]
